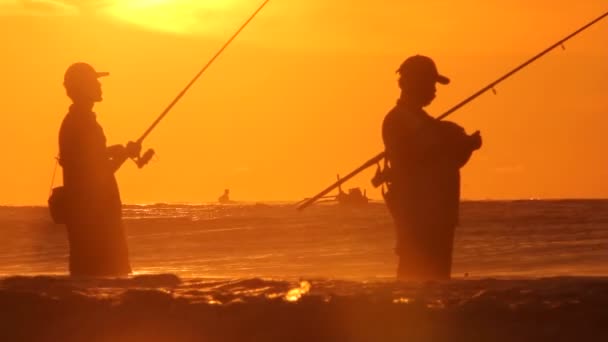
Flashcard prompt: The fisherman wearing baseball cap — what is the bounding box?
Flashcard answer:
[380,55,482,281]
[63,62,109,102]
[57,62,140,277]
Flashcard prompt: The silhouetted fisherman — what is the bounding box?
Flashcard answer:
[59,62,140,277]
[382,55,482,280]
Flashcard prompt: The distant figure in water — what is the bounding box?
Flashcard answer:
[218,189,232,204]
[381,55,482,281]
[59,62,140,277]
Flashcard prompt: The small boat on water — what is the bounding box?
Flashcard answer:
[297,174,369,207]
[336,187,369,206]
[335,173,369,205]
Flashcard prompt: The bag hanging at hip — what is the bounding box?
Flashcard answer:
[47,156,67,224]
[48,186,67,224]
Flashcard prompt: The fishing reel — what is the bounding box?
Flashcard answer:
[133,148,155,169]
[371,162,389,188]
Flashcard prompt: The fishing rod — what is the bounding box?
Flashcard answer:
[131,0,271,168]
[297,10,608,211]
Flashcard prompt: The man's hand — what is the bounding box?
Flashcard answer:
[469,131,482,150]
[107,145,126,159]
[125,141,142,159]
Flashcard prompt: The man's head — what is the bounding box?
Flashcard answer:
[63,62,109,103]
[397,55,449,107]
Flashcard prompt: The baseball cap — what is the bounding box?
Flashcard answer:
[397,55,450,85]
[63,62,109,88]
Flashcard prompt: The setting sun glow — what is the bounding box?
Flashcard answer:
[104,0,249,35]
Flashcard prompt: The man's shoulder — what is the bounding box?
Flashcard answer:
[383,106,429,132]
[59,112,75,133]
[60,110,100,129]
[382,106,403,137]
[383,106,412,125]
[382,106,399,125]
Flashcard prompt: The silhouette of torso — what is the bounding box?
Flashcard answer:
[59,104,130,276]
[382,102,473,228]
[60,106,121,219]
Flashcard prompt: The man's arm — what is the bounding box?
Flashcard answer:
[437,121,482,168]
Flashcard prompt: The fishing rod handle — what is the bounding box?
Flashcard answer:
[133,149,155,168]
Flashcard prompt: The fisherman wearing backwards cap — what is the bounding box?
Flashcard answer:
[381,55,482,280]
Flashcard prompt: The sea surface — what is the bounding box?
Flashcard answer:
[1,199,606,278]
[0,200,606,341]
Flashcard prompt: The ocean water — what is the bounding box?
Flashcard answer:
[1,200,606,278]
[0,200,607,341]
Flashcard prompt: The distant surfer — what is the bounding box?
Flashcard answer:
[58,62,140,277]
[381,55,482,280]
[218,189,233,204]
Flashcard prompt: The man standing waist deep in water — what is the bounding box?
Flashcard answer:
[59,62,140,277]
[382,55,482,281]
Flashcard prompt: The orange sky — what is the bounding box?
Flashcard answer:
[0,0,607,205]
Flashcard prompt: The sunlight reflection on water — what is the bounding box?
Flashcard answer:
[284,281,311,302]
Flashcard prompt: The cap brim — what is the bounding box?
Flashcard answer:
[437,74,450,85]
[96,71,110,78]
